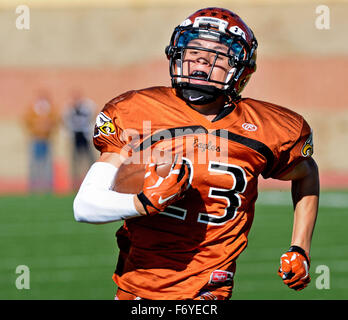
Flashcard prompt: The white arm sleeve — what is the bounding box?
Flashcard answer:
[73,162,141,223]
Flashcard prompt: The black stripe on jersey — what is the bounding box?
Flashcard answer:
[211,129,274,176]
[134,125,208,152]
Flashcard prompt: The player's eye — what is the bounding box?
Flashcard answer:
[187,49,199,55]
[215,54,228,63]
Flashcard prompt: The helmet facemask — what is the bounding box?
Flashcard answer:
[167,25,255,104]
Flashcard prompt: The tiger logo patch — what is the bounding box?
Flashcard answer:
[94,112,116,137]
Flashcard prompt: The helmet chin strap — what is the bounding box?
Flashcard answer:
[175,83,225,105]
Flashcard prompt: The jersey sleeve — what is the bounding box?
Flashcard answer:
[93,102,127,154]
[264,118,314,179]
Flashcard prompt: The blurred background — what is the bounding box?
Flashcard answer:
[0,0,347,300]
[1,0,348,193]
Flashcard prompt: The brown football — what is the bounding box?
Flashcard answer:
[113,162,172,194]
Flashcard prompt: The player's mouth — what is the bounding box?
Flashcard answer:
[190,70,208,79]
[189,70,209,85]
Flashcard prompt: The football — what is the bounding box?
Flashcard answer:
[113,162,172,193]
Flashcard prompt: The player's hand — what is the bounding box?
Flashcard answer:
[137,155,191,216]
[277,246,311,291]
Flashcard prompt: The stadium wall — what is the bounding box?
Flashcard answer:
[1,2,347,193]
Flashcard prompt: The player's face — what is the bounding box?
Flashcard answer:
[182,39,231,89]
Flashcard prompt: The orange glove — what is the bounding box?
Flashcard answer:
[278,246,311,291]
[137,155,191,216]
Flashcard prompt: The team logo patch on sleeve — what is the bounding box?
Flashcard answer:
[94,112,116,137]
[301,132,313,157]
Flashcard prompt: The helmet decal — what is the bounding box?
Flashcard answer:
[229,26,246,40]
[192,17,229,32]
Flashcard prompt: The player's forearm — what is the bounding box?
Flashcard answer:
[73,188,142,223]
[290,161,319,253]
[290,194,318,253]
[73,162,142,223]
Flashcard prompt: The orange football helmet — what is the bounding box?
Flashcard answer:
[166,7,258,103]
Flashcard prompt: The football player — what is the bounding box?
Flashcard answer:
[73,7,319,299]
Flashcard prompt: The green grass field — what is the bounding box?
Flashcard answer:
[0,190,347,300]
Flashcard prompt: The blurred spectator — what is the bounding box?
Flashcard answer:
[63,92,96,190]
[23,93,59,193]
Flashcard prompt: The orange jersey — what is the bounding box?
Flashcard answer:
[93,86,313,300]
